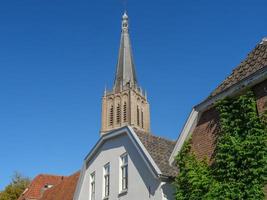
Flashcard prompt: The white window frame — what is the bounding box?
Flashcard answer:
[120,153,128,192]
[103,163,110,199]
[90,172,96,200]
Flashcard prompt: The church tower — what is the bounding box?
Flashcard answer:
[101,12,150,134]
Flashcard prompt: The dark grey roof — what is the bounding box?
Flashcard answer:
[134,128,178,178]
[210,38,267,97]
[114,12,137,90]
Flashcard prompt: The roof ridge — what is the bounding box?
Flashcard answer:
[69,170,80,176]
[133,128,176,143]
[149,134,176,144]
[37,174,65,177]
[209,38,267,97]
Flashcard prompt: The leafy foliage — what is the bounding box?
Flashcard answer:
[175,139,213,200]
[174,91,267,200]
[0,172,30,200]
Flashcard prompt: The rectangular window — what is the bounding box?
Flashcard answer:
[120,154,128,191]
[90,172,95,200]
[103,164,110,198]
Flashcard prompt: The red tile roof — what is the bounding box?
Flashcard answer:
[40,171,80,200]
[18,174,64,200]
[18,172,80,200]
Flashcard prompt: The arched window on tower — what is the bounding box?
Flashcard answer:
[109,105,114,126]
[116,104,121,124]
[141,110,144,128]
[123,102,127,122]
[137,106,140,126]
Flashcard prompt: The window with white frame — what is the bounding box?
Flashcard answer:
[103,163,110,198]
[120,154,128,191]
[90,172,95,200]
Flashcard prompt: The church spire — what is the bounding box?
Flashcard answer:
[114,12,137,90]
[101,12,150,134]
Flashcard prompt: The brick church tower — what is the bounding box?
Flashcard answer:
[101,12,150,134]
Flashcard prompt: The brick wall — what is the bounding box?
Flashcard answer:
[253,79,267,197]
[191,79,267,161]
[190,79,267,195]
[190,107,219,162]
[253,79,267,115]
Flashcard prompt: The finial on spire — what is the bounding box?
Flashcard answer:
[123,11,128,19]
[122,12,129,32]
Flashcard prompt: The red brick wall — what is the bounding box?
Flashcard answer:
[253,79,267,115]
[190,107,219,162]
[191,79,267,162]
[190,79,267,196]
[253,79,267,197]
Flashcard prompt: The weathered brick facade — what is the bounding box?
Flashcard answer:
[253,79,267,197]
[190,107,219,163]
[253,79,267,115]
[190,79,267,196]
[191,79,266,161]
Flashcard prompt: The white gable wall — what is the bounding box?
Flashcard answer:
[75,132,174,200]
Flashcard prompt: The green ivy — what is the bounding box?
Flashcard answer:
[174,91,267,200]
[174,139,213,200]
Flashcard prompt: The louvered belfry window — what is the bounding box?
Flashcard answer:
[116,104,121,124]
[141,110,144,128]
[109,105,114,126]
[123,102,127,122]
[137,106,140,126]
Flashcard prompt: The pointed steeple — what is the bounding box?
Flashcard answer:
[101,12,150,134]
[114,12,137,90]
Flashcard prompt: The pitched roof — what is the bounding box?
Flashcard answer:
[210,38,267,97]
[18,174,64,200]
[40,171,80,200]
[134,128,178,177]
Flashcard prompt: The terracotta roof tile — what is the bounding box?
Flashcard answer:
[18,174,64,200]
[40,171,80,200]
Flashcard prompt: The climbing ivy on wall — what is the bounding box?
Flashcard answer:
[174,139,213,199]
[174,91,267,200]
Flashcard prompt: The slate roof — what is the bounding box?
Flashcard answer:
[210,38,267,97]
[134,128,178,178]
[18,174,64,200]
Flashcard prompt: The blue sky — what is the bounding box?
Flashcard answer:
[0,0,266,189]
